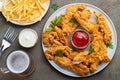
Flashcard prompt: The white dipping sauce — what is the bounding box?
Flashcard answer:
[19,29,38,48]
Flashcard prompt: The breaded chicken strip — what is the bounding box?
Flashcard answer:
[55,56,72,68]
[78,9,92,19]
[66,4,87,15]
[74,11,98,33]
[88,50,111,72]
[55,56,89,76]
[42,31,58,46]
[94,11,112,44]
[71,63,89,76]
[57,20,78,36]
[45,46,72,59]
[73,51,89,65]
[56,4,87,36]
[54,26,69,46]
[67,51,81,60]
[90,30,103,52]
[42,26,69,47]
[88,40,111,72]
[89,62,99,72]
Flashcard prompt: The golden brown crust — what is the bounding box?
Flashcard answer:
[42,26,70,47]
[74,11,98,33]
[94,11,112,44]
[42,4,112,76]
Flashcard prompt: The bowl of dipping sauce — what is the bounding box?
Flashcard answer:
[71,29,90,49]
[19,28,38,48]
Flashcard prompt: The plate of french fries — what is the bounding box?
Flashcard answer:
[0,0,50,25]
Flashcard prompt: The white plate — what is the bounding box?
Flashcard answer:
[1,0,50,26]
[42,3,117,77]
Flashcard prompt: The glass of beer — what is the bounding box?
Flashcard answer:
[0,50,36,77]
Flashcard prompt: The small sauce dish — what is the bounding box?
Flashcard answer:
[71,29,90,49]
[18,28,38,48]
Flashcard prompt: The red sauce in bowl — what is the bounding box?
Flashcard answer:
[71,29,90,49]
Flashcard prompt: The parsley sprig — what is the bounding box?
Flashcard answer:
[106,42,113,49]
[70,18,77,24]
[51,4,59,10]
[46,16,62,31]
[89,46,95,54]
[55,50,63,57]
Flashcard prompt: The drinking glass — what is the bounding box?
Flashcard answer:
[0,50,36,77]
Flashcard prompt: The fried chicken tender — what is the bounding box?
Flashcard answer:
[57,20,78,36]
[55,56,72,68]
[55,56,89,76]
[42,31,58,46]
[45,46,72,59]
[74,11,98,33]
[54,26,69,46]
[78,9,92,19]
[71,49,110,72]
[96,41,111,62]
[89,62,99,72]
[94,11,112,44]
[66,4,87,15]
[67,51,81,60]
[42,26,69,47]
[56,4,87,36]
[88,40,111,72]
[71,63,89,76]
[73,51,89,64]
[90,30,103,52]
[88,50,111,72]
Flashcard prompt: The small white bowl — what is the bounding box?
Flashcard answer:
[18,28,38,48]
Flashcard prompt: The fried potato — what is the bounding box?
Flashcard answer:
[1,0,46,23]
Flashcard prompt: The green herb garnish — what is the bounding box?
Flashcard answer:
[51,4,59,10]
[89,46,95,54]
[55,50,63,57]
[45,26,53,31]
[70,18,77,24]
[45,16,62,31]
[54,16,62,24]
[106,42,113,49]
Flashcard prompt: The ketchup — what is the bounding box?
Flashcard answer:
[72,30,89,48]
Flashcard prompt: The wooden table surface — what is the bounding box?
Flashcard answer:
[0,0,120,80]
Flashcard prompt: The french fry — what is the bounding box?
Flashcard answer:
[40,0,46,3]
[1,0,46,23]
[10,0,15,4]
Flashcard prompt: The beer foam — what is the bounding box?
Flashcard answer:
[7,50,30,74]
